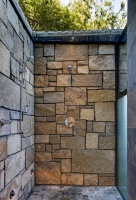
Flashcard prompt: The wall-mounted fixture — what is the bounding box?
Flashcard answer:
[67,65,73,84]
[0,119,11,126]
[19,56,34,73]
[65,117,76,135]
[10,190,15,199]
[31,169,34,176]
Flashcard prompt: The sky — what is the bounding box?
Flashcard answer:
[60,0,127,12]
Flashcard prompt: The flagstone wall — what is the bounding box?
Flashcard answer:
[34,43,116,186]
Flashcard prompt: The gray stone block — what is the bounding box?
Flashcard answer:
[0,41,10,77]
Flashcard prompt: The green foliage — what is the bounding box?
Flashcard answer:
[19,0,127,31]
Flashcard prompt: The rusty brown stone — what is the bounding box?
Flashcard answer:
[56,103,65,114]
[36,135,49,143]
[57,125,72,135]
[35,75,48,87]
[35,152,52,162]
[47,62,62,69]
[35,57,47,74]
[84,174,98,186]
[80,108,94,120]
[35,144,45,152]
[44,92,64,103]
[52,150,71,158]
[88,90,115,102]
[61,136,85,149]
[35,104,55,116]
[61,159,71,173]
[50,135,60,144]
[57,75,70,86]
[99,176,115,186]
[35,122,56,134]
[61,174,83,185]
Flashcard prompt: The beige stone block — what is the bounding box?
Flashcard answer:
[103,71,115,89]
[44,44,54,56]
[77,61,88,66]
[99,45,115,54]
[35,104,55,117]
[35,98,43,104]
[57,125,72,135]
[56,103,65,114]
[47,116,55,122]
[35,122,56,134]
[63,61,77,74]
[75,120,86,136]
[7,135,21,156]
[0,0,8,26]
[35,75,48,87]
[55,44,88,61]
[0,170,4,191]
[57,87,64,91]
[93,122,105,133]
[21,164,34,189]
[99,136,115,149]
[35,144,45,152]
[61,174,83,185]
[0,174,21,200]
[35,48,43,58]
[44,92,64,103]
[46,144,52,152]
[86,133,98,149]
[0,137,7,161]
[35,88,43,97]
[47,70,57,75]
[95,102,115,121]
[49,75,57,82]
[72,150,115,173]
[65,87,86,105]
[35,152,52,162]
[35,117,46,122]
[5,151,25,185]
[0,41,10,77]
[47,62,62,69]
[57,75,71,86]
[72,74,102,86]
[88,90,115,102]
[56,115,66,123]
[50,135,60,144]
[13,32,23,63]
[61,159,71,173]
[80,108,94,120]
[89,55,115,70]
[84,174,98,186]
[78,66,89,74]
[49,82,56,86]
[87,122,93,132]
[89,44,98,55]
[43,87,56,92]
[0,161,4,171]
[52,150,71,158]
[61,137,85,149]
[99,177,115,186]
[35,162,61,184]
[52,144,60,150]
[35,57,47,74]
[67,106,79,119]
[36,135,49,143]
[26,145,34,168]
[106,122,115,135]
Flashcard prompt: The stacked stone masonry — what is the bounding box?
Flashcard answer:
[34,43,116,186]
[0,0,34,199]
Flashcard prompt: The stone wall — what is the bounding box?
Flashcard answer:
[127,1,136,199]
[0,0,34,199]
[34,43,116,186]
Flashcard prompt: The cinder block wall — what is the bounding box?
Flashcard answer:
[34,43,116,186]
[0,0,34,199]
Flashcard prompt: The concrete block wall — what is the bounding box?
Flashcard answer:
[0,0,34,199]
[34,43,116,186]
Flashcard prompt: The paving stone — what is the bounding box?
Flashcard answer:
[55,44,88,61]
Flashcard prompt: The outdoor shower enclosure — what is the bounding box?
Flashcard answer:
[0,0,129,200]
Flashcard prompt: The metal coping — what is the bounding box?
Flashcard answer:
[10,0,127,44]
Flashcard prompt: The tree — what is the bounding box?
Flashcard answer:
[19,0,127,31]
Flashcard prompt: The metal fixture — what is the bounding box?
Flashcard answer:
[10,190,15,199]
[67,65,73,72]
[31,169,34,176]
[0,119,11,126]
[19,56,34,74]
[67,65,73,84]
[65,117,76,136]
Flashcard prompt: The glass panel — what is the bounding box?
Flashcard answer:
[117,95,127,199]
[118,44,127,93]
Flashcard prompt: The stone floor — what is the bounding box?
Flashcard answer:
[28,185,124,200]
